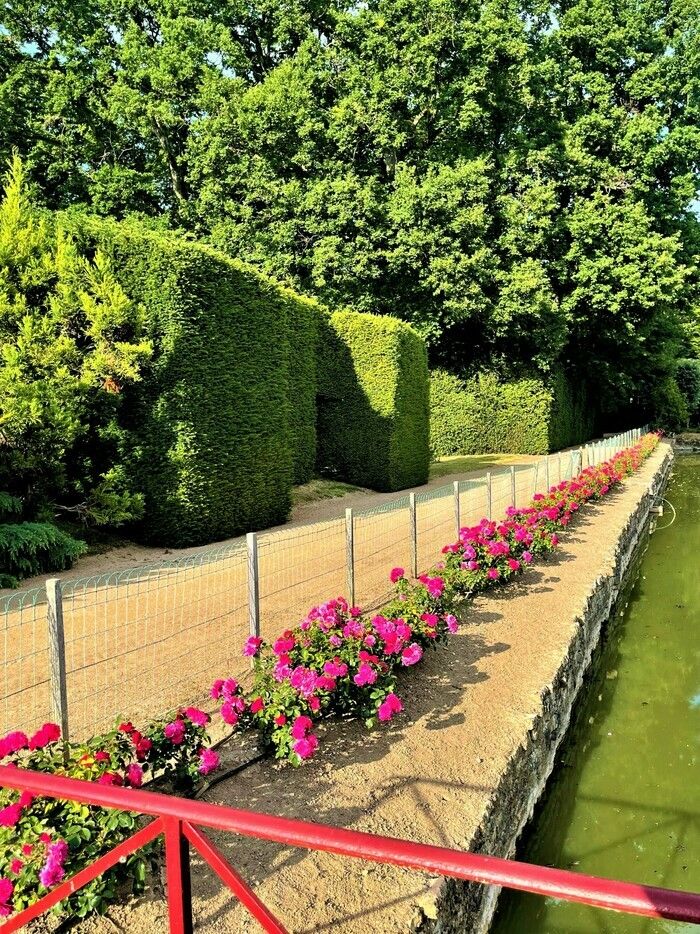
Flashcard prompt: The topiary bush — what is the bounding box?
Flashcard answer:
[316,311,430,491]
[69,218,297,546]
[429,369,592,457]
[281,288,320,484]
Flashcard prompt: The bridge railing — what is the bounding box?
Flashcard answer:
[0,763,698,933]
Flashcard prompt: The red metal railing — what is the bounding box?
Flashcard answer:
[1,764,699,933]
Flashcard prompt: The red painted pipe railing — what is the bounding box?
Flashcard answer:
[1,764,699,932]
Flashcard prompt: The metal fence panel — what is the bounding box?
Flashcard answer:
[0,587,51,737]
[353,497,412,608]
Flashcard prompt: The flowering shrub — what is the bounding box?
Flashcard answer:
[0,707,219,920]
[210,434,660,765]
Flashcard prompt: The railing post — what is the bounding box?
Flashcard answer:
[246,532,260,640]
[453,481,460,539]
[486,472,492,520]
[164,817,193,934]
[46,578,69,748]
[409,493,418,578]
[545,457,550,490]
[532,462,539,496]
[510,465,516,508]
[345,508,355,606]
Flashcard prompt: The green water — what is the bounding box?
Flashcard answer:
[491,455,700,934]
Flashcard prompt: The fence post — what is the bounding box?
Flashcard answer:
[486,472,492,520]
[545,457,550,491]
[409,493,418,578]
[46,578,69,747]
[453,481,461,539]
[345,508,355,606]
[578,447,584,475]
[164,817,194,934]
[246,532,260,640]
[510,465,516,508]
[532,462,539,497]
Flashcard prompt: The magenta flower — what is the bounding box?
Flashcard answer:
[198,748,220,776]
[293,735,319,759]
[401,643,423,666]
[0,804,23,828]
[353,662,377,687]
[389,567,405,583]
[444,614,459,634]
[126,763,144,787]
[507,558,520,571]
[243,636,263,657]
[184,707,210,727]
[290,715,313,739]
[0,877,13,916]
[378,693,404,722]
[164,720,186,744]
[522,551,533,563]
[249,697,264,714]
[28,722,60,751]
[210,679,225,699]
[486,567,500,580]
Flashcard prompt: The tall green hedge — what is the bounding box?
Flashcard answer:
[317,311,430,490]
[430,370,592,457]
[280,287,319,483]
[70,218,297,546]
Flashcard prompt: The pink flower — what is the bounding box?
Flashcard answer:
[94,751,110,762]
[249,697,264,714]
[353,662,377,686]
[243,636,263,657]
[291,716,313,739]
[0,878,13,916]
[486,567,500,580]
[309,696,321,713]
[39,840,68,888]
[0,804,22,827]
[198,748,220,776]
[28,723,61,751]
[522,551,533,563]
[444,614,459,634]
[401,643,423,666]
[274,714,287,726]
[21,845,33,856]
[184,707,209,727]
[551,534,559,546]
[390,567,405,583]
[210,679,225,699]
[9,859,22,874]
[164,720,186,744]
[378,693,404,722]
[220,703,239,726]
[293,735,319,759]
[0,732,28,759]
[273,635,295,655]
[419,576,445,599]
[97,772,123,786]
[507,558,520,571]
[467,560,480,571]
[324,659,348,678]
[420,613,439,628]
[126,763,144,787]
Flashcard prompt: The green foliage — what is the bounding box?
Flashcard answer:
[649,376,689,433]
[0,515,86,588]
[1,0,699,422]
[70,218,296,546]
[317,311,430,491]
[676,359,700,425]
[0,155,149,586]
[429,370,592,457]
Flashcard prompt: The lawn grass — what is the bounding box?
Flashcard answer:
[291,478,367,506]
[428,452,531,480]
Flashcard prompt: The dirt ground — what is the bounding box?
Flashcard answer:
[64,445,668,934]
[1,455,554,740]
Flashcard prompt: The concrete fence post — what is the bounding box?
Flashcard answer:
[510,465,516,508]
[246,532,260,640]
[345,509,355,606]
[532,461,539,497]
[545,456,550,490]
[486,473,493,520]
[46,578,70,746]
[409,493,418,578]
[453,481,461,539]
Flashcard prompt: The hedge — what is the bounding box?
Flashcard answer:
[69,218,296,546]
[280,287,320,484]
[316,311,430,490]
[429,370,593,457]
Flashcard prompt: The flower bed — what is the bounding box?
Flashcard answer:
[0,433,660,920]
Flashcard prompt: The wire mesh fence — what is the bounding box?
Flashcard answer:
[0,428,646,741]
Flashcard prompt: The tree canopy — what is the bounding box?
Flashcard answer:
[2,0,699,421]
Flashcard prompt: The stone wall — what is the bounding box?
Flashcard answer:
[423,445,674,934]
